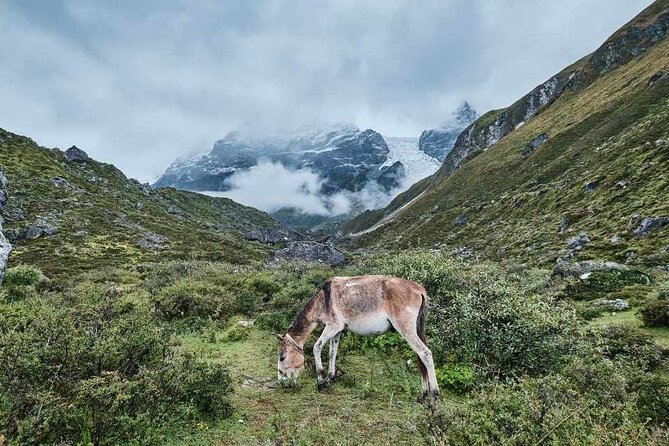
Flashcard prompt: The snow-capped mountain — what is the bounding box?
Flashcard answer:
[153,124,405,196]
[418,102,478,161]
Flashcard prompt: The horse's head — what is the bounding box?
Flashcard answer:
[275,334,305,382]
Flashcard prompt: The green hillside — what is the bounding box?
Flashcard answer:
[344,1,669,267]
[0,128,279,276]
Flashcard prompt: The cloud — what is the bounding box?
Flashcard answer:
[205,161,351,216]
[0,0,654,183]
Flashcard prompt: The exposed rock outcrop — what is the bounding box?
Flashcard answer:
[418,102,478,161]
[268,241,347,266]
[633,216,669,237]
[522,133,549,156]
[0,169,11,284]
[64,146,89,162]
[553,260,629,278]
[244,226,302,245]
[377,161,406,191]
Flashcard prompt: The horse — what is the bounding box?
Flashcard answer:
[276,275,440,401]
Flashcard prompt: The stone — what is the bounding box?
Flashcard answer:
[584,181,598,192]
[594,299,630,311]
[522,133,549,156]
[567,233,591,250]
[64,146,89,162]
[615,180,628,189]
[244,226,302,245]
[633,216,669,237]
[376,161,406,191]
[455,215,467,226]
[136,202,144,212]
[269,241,347,266]
[553,260,629,278]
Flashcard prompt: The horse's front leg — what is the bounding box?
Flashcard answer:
[313,325,340,391]
[327,332,342,382]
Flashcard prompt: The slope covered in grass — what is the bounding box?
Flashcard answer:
[344,1,669,267]
[0,128,279,276]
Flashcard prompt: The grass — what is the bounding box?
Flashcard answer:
[171,327,438,445]
[590,310,669,349]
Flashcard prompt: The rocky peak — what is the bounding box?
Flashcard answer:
[64,146,89,162]
[454,102,477,126]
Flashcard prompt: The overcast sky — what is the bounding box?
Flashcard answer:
[0,0,653,182]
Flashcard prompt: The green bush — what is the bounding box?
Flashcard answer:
[0,286,234,445]
[594,325,662,371]
[435,363,476,393]
[638,299,669,327]
[224,323,250,342]
[2,265,42,287]
[153,278,235,321]
[423,357,668,445]
[565,269,651,301]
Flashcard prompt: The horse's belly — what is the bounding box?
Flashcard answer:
[347,314,392,336]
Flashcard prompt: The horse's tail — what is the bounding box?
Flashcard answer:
[416,294,429,381]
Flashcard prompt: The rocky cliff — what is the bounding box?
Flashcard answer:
[418,102,478,161]
[0,167,11,284]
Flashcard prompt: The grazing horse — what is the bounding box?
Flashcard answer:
[276,275,440,401]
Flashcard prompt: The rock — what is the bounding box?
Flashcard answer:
[455,215,467,226]
[522,133,549,156]
[64,146,89,162]
[73,230,88,238]
[137,231,166,250]
[377,161,406,191]
[136,202,144,213]
[51,176,70,188]
[594,299,630,311]
[584,181,598,192]
[238,320,254,328]
[23,220,58,240]
[244,226,301,245]
[0,169,11,284]
[269,241,347,266]
[633,216,669,237]
[430,205,439,215]
[649,70,669,87]
[418,103,478,161]
[567,233,590,250]
[553,260,629,278]
[615,180,628,189]
[3,207,24,221]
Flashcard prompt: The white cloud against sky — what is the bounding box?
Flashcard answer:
[0,0,653,182]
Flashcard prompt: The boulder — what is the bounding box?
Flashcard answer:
[64,146,89,162]
[584,181,598,192]
[553,260,629,278]
[269,241,347,266]
[522,133,548,156]
[594,299,630,311]
[245,226,301,245]
[455,215,467,226]
[633,216,669,237]
[567,233,590,250]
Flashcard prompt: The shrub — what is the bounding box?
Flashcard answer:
[565,269,651,301]
[435,363,476,393]
[423,358,668,445]
[224,323,250,342]
[638,299,669,327]
[0,287,234,445]
[594,325,662,371]
[153,279,235,321]
[2,265,42,287]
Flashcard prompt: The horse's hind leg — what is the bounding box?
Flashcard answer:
[327,332,342,382]
[390,317,440,400]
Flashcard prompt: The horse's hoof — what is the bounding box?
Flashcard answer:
[317,380,329,392]
[416,392,428,404]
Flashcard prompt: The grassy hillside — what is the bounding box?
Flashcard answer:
[0,128,279,276]
[344,1,669,267]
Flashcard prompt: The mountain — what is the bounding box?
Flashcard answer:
[418,102,478,161]
[0,128,282,277]
[154,124,405,196]
[344,0,669,266]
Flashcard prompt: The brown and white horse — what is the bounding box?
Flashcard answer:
[276,275,440,401]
